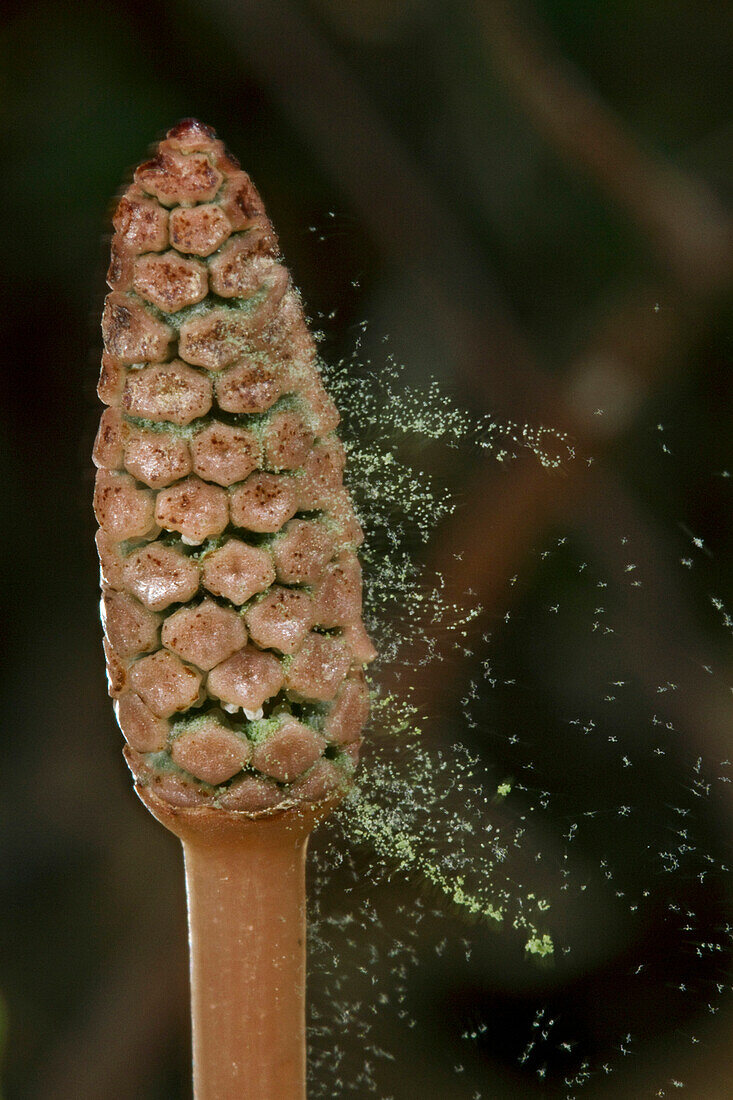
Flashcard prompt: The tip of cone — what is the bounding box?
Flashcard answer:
[167,118,218,142]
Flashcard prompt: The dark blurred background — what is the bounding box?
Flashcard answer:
[1,1,732,1096]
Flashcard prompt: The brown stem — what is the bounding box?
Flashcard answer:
[133,784,340,1100]
[183,822,308,1100]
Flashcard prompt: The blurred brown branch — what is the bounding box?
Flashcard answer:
[475,0,733,291]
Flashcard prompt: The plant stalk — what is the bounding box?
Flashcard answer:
[182,816,309,1100]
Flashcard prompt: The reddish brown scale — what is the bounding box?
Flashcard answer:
[155,476,229,544]
[219,172,268,227]
[285,633,351,702]
[214,145,241,173]
[326,489,365,549]
[123,427,193,489]
[123,544,200,611]
[103,638,128,698]
[313,552,363,628]
[214,359,284,415]
[210,251,289,304]
[207,645,284,713]
[115,693,170,754]
[263,409,315,472]
[291,760,348,803]
[107,239,134,291]
[324,673,371,745]
[93,407,126,469]
[178,307,278,370]
[124,748,215,807]
[129,649,203,718]
[171,716,252,785]
[165,118,218,152]
[208,223,279,299]
[112,188,169,253]
[96,120,374,809]
[340,740,362,770]
[201,540,275,605]
[162,599,247,671]
[169,204,232,257]
[135,151,222,207]
[245,587,314,655]
[247,302,317,383]
[101,588,161,658]
[122,361,213,426]
[342,622,378,664]
[190,422,261,487]
[251,717,326,783]
[96,530,126,589]
[97,352,126,407]
[93,470,155,541]
[300,373,341,436]
[272,519,336,585]
[229,472,299,533]
[133,252,209,313]
[102,292,173,364]
[217,773,284,812]
[296,438,346,510]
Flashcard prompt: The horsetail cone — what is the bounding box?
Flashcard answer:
[94,119,375,817]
